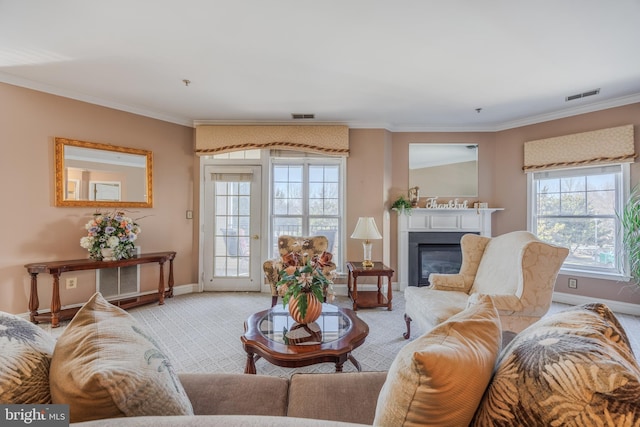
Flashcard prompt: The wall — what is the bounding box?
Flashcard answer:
[493,103,640,305]
[2,81,639,315]
[380,106,640,306]
[0,83,195,315]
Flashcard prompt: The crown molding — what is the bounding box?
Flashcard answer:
[3,71,640,133]
[0,72,194,127]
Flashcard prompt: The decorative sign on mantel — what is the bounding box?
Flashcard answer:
[424,198,469,209]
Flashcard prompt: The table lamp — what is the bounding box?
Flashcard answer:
[350,217,382,267]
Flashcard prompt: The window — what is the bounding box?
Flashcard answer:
[528,164,628,279]
[270,156,344,268]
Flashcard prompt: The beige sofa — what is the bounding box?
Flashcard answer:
[2,293,639,426]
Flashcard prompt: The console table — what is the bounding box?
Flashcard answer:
[24,251,176,328]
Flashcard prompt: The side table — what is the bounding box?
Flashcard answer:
[346,261,394,311]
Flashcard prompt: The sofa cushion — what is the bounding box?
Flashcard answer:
[0,311,55,404]
[178,373,289,416]
[50,292,193,423]
[374,295,501,427]
[288,371,387,424]
[472,303,640,426]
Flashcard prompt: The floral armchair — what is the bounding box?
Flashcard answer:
[263,235,337,307]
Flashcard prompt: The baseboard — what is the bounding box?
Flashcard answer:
[553,291,640,316]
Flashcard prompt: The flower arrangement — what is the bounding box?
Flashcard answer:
[276,251,335,320]
[80,211,142,260]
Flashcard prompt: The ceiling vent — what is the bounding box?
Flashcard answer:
[291,113,315,119]
[565,88,600,102]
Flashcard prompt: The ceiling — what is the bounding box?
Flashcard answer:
[2,1,640,131]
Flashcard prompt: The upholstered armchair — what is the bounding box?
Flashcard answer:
[263,235,337,307]
[403,231,569,338]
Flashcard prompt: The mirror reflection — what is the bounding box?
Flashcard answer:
[55,137,153,208]
[409,143,478,197]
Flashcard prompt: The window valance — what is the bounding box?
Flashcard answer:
[523,124,635,172]
[195,125,349,157]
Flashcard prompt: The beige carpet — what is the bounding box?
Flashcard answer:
[43,291,640,378]
[125,292,409,377]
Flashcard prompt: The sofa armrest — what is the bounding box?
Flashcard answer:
[287,372,387,424]
[178,373,289,417]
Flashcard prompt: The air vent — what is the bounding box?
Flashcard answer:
[291,113,315,119]
[565,88,600,102]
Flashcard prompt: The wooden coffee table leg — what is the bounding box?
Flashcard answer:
[348,354,362,372]
[244,351,257,374]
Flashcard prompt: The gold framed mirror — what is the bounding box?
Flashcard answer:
[54,137,153,208]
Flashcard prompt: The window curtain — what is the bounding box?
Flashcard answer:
[195,125,349,157]
[523,124,635,172]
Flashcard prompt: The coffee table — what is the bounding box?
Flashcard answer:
[241,303,369,374]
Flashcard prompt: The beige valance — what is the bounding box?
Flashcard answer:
[195,125,349,156]
[523,124,635,172]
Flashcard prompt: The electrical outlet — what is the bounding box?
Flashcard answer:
[568,278,577,289]
[66,277,77,289]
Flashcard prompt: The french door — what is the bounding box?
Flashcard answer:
[202,165,262,291]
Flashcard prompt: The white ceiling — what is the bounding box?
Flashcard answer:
[2,1,640,131]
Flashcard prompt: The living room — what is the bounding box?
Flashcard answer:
[4,2,640,425]
[3,82,640,316]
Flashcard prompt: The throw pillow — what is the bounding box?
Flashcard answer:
[472,303,640,426]
[50,292,193,423]
[0,312,55,404]
[373,294,501,427]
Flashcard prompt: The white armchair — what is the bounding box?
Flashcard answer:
[403,231,569,338]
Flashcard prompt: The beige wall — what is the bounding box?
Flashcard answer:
[492,104,640,304]
[2,82,640,315]
[0,83,195,314]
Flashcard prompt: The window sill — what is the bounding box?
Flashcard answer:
[559,267,630,282]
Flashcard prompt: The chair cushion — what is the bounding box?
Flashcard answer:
[50,292,193,423]
[404,286,469,332]
[0,312,55,404]
[374,295,501,427]
[472,303,640,426]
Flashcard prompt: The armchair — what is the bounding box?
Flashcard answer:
[263,235,337,307]
[403,231,569,338]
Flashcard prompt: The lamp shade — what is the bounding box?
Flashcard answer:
[350,217,382,240]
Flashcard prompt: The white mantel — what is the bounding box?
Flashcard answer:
[397,208,502,291]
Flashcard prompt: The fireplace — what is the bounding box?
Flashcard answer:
[396,207,501,290]
[409,232,471,287]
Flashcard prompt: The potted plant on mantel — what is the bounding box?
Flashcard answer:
[619,186,640,287]
[391,195,413,215]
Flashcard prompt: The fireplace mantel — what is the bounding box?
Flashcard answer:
[397,208,502,291]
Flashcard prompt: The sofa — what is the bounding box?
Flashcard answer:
[2,292,640,426]
[263,235,336,307]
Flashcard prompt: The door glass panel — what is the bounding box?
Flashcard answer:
[214,180,250,277]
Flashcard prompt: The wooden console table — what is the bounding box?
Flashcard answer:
[24,251,176,328]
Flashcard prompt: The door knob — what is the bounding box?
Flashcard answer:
[252,235,259,240]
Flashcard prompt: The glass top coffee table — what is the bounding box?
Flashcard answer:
[241,303,369,374]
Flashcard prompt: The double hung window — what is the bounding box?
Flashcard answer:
[528,164,628,279]
[270,155,344,268]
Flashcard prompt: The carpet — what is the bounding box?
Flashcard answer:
[42,291,640,378]
[127,292,409,377]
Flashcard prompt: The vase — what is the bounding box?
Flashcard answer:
[101,248,115,261]
[288,293,323,324]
